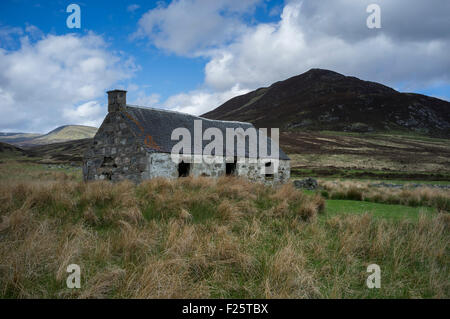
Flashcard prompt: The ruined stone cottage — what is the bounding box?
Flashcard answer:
[83,90,290,184]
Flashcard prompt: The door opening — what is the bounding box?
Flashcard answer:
[178,161,191,177]
[226,157,237,175]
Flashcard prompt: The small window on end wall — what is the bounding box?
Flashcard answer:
[101,156,117,168]
[178,161,190,177]
[265,161,274,179]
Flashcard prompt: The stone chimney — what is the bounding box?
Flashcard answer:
[107,89,127,113]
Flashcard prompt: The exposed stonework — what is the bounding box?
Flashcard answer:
[107,89,127,113]
[138,153,290,184]
[83,111,148,184]
[293,177,318,190]
[83,90,291,185]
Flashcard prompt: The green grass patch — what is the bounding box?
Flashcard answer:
[325,199,436,220]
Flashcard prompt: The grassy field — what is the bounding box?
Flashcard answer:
[325,200,434,220]
[0,157,448,299]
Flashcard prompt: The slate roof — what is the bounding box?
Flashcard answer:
[119,105,289,160]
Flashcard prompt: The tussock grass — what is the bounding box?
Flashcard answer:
[322,180,450,212]
[0,176,448,298]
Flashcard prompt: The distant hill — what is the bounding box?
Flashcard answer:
[0,125,97,147]
[26,138,93,164]
[202,69,450,137]
[0,138,93,164]
[0,132,41,144]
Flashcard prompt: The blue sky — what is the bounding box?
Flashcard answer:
[1,0,215,99]
[0,0,449,132]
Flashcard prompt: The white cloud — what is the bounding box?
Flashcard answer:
[127,4,140,13]
[131,92,161,107]
[24,24,43,40]
[0,25,23,49]
[135,0,260,55]
[62,101,105,127]
[164,84,249,115]
[0,30,136,132]
[293,0,450,43]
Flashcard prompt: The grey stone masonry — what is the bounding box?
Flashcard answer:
[107,90,127,113]
[83,112,148,183]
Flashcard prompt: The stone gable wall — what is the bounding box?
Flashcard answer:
[83,112,148,183]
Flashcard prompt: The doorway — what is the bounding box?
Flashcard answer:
[178,161,191,177]
[226,157,237,176]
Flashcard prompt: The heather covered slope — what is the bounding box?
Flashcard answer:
[0,139,92,164]
[203,69,450,137]
[0,133,41,144]
[25,138,93,164]
[282,131,450,180]
[0,142,28,158]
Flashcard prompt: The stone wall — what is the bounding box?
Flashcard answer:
[141,153,178,179]
[141,153,290,185]
[83,112,147,183]
[236,159,290,184]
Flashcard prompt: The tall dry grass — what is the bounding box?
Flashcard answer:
[321,180,450,212]
[0,177,448,298]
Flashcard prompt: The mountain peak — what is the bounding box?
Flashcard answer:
[304,68,341,75]
[203,69,450,137]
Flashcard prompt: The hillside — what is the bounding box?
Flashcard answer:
[26,125,97,146]
[0,132,41,144]
[26,138,93,164]
[0,142,28,158]
[0,138,92,164]
[202,69,450,137]
[283,131,450,180]
[0,125,97,147]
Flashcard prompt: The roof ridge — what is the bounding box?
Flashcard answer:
[126,104,254,126]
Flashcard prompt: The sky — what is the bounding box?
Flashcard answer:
[0,0,449,133]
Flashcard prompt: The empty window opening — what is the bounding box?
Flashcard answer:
[101,156,117,168]
[226,157,237,175]
[265,161,274,179]
[178,161,191,177]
